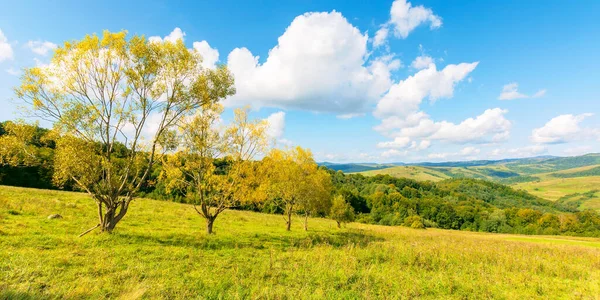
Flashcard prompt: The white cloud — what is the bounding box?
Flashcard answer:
[387,0,442,39]
[226,11,396,114]
[26,40,57,56]
[192,40,219,69]
[381,149,408,158]
[374,62,478,118]
[265,111,286,139]
[531,113,596,144]
[563,146,593,156]
[5,67,20,76]
[498,82,546,100]
[498,82,527,100]
[0,29,14,62]
[376,108,512,146]
[149,27,186,43]
[490,145,547,158]
[460,146,480,156]
[427,147,481,161]
[377,136,411,149]
[148,28,219,70]
[532,89,546,98]
[428,152,449,159]
[373,27,389,47]
[410,140,431,150]
[411,55,433,70]
[337,113,365,119]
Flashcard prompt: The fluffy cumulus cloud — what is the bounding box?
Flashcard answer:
[26,40,57,56]
[149,27,186,43]
[381,108,511,143]
[460,146,480,156]
[531,113,597,144]
[0,29,14,62]
[374,62,478,118]
[381,149,408,158]
[265,111,286,139]
[374,0,442,47]
[149,28,219,70]
[411,55,433,70]
[372,27,389,48]
[225,11,398,114]
[377,136,411,149]
[498,82,546,100]
[373,61,512,151]
[192,41,219,69]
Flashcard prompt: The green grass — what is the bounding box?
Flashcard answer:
[358,160,600,211]
[358,166,451,181]
[2,185,600,298]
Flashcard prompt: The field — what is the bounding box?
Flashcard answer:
[2,186,600,298]
[355,156,600,211]
[357,166,450,181]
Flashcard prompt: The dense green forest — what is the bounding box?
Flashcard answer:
[2,121,600,237]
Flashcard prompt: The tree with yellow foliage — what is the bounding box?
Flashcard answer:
[261,147,332,231]
[14,31,235,234]
[160,106,268,234]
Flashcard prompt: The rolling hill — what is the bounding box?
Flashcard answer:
[343,154,600,211]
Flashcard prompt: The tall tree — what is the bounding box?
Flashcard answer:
[262,147,332,231]
[160,106,268,234]
[15,31,235,234]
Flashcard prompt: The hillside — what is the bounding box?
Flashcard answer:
[319,162,396,173]
[358,166,450,181]
[2,185,600,298]
[354,154,600,211]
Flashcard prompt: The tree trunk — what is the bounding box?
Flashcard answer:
[98,199,130,233]
[286,209,292,231]
[206,217,215,234]
[304,213,308,231]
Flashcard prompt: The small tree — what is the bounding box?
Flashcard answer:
[297,167,332,231]
[261,147,331,231]
[330,194,355,228]
[15,31,235,234]
[160,106,267,234]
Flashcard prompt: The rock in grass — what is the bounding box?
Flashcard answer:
[47,214,63,220]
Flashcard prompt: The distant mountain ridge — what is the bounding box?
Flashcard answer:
[318,155,563,172]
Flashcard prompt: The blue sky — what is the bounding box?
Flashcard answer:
[1,0,599,163]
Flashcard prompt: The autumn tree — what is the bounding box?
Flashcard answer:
[15,31,235,234]
[330,194,355,228]
[160,106,267,234]
[261,147,332,231]
[0,121,43,167]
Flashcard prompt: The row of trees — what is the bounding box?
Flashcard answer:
[3,30,354,235]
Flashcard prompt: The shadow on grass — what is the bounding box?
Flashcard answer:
[111,229,384,251]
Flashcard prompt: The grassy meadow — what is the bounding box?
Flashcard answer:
[2,185,600,299]
[357,166,450,181]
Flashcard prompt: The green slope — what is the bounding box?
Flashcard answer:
[2,185,600,298]
[356,154,600,211]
